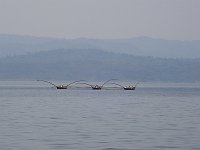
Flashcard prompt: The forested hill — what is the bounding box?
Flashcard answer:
[0,49,200,82]
[1,34,200,58]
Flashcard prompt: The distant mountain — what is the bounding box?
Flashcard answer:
[0,34,93,57]
[0,49,200,82]
[0,34,200,58]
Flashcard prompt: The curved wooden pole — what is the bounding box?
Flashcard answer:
[78,82,94,88]
[37,80,57,88]
[109,82,125,88]
[101,79,118,87]
[135,82,140,87]
[66,80,86,88]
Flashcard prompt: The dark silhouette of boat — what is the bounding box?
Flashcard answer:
[123,86,136,90]
[80,79,117,90]
[109,82,139,90]
[92,85,102,90]
[37,80,85,89]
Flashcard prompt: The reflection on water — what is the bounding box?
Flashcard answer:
[0,81,200,150]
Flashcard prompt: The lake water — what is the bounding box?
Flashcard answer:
[0,81,200,150]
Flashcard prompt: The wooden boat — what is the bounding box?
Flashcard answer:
[37,80,85,89]
[79,79,117,90]
[56,85,67,89]
[91,85,102,90]
[123,86,136,90]
[109,82,139,90]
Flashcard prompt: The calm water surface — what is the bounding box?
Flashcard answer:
[0,81,200,150]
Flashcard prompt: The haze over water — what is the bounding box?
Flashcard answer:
[0,81,200,150]
[1,0,200,149]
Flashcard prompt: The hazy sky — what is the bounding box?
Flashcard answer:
[0,0,200,40]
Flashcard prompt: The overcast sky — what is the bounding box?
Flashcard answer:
[0,0,200,40]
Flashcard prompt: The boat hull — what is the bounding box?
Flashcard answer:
[92,87,102,90]
[56,86,67,89]
[123,87,136,90]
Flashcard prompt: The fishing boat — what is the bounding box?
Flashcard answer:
[37,80,85,89]
[91,85,102,90]
[56,85,67,89]
[123,86,136,90]
[79,79,117,90]
[109,82,139,90]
